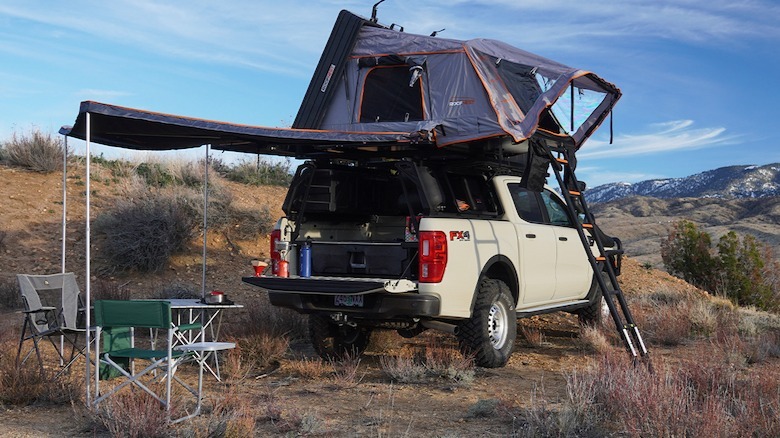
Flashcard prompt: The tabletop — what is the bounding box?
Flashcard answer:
[162,298,244,310]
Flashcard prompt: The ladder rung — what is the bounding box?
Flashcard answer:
[596,256,606,261]
[581,223,594,229]
[555,157,568,164]
[568,190,581,196]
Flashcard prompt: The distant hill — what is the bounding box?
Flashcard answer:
[586,163,780,204]
[591,195,780,268]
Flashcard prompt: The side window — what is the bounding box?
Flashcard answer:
[446,174,497,214]
[540,190,572,227]
[508,183,544,223]
[360,66,424,123]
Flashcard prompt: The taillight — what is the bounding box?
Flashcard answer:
[419,231,447,283]
[270,229,281,275]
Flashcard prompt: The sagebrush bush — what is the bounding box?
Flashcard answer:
[93,190,199,273]
[552,351,780,437]
[380,338,475,385]
[225,158,293,186]
[3,129,67,172]
[92,391,169,438]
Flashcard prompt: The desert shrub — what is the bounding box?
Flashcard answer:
[661,220,715,289]
[0,276,21,310]
[183,386,257,437]
[133,162,176,188]
[380,338,475,385]
[92,279,131,301]
[662,220,779,310]
[715,232,774,308]
[236,333,289,374]
[93,190,199,273]
[225,158,293,187]
[92,391,169,438]
[554,351,780,437]
[0,339,80,406]
[91,154,134,182]
[156,282,199,299]
[2,129,67,172]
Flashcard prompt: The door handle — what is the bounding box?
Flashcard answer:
[525,234,536,239]
[559,237,568,242]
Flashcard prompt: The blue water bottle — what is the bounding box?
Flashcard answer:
[300,239,312,277]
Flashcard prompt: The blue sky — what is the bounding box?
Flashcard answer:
[1,0,778,187]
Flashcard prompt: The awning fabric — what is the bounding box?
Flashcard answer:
[60,101,432,155]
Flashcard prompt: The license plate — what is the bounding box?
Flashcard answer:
[334,295,364,307]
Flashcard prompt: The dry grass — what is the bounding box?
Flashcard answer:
[329,352,364,388]
[380,339,475,386]
[287,356,329,380]
[0,337,83,406]
[519,322,546,347]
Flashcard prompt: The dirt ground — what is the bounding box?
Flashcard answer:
[0,164,716,436]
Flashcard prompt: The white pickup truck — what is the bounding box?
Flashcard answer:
[244,158,620,368]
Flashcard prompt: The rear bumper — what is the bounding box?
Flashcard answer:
[242,276,440,319]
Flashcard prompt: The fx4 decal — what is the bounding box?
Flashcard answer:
[449,230,471,241]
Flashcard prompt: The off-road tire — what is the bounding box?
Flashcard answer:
[457,278,516,368]
[577,271,611,326]
[309,314,372,360]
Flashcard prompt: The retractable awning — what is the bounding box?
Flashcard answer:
[60,101,435,156]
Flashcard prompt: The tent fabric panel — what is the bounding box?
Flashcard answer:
[352,26,464,58]
[293,10,371,129]
[425,52,495,122]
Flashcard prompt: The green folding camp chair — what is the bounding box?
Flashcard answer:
[92,300,204,423]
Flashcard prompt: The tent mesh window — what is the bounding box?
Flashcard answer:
[360,66,424,123]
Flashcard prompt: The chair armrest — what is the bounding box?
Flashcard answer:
[22,306,57,313]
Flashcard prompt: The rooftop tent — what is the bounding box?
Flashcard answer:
[63,10,618,159]
[295,10,620,151]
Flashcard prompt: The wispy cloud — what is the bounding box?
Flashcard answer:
[579,120,738,159]
[2,0,777,80]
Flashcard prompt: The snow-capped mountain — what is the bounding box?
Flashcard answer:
[586,164,780,204]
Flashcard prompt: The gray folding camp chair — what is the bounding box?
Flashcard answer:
[16,273,88,376]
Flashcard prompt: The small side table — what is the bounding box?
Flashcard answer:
[172,341,235,423]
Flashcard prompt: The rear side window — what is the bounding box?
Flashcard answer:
[508,183,544,223]
[540,190,572,227]
[360,66,424,123]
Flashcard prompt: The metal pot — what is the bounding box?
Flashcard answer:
[205,291,225,304]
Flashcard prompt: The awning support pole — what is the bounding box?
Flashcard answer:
[85,112,92,407]
[61,136,68,274]
[201,145,210,299]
